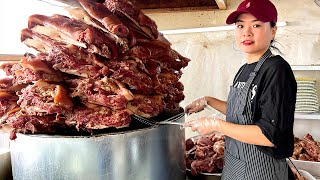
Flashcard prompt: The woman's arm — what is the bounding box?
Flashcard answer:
[205,96,227,115]
[218,120,274,147]
[187,117,274,147]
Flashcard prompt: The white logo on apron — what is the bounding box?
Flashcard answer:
[250,85,257,100]
[234,82,257,100]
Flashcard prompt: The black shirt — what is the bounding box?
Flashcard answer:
[233,55,297,159]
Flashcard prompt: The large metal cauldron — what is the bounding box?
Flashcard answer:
[9,115,186,180]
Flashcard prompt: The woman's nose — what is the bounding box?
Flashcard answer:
[243,27,252,37]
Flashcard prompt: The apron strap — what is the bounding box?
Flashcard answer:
[238,49,273,114]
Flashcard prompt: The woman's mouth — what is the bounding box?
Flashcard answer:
[242,40,254,45]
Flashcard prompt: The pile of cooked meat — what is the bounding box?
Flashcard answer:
[0,0,190,138]
[186,133,224,176]
[292,133,320,162]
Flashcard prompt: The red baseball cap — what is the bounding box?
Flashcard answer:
[226,0,277,24]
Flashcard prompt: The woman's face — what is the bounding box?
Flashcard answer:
[234,13,277,56]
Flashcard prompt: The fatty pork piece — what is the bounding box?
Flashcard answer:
[106,60,154,95]
[68,77,133,110]
[27,14,119,59]
[1,57,63,85]
[128,39,190,71]
[103,0,158,40]
[3,110,66,139]
[65,105,131,131]
[78,0,129,37]
[65,6,130,52]
[127,94,165,118]
[21,29,109,79]
[0,92,20,123]
[17,80,73,115]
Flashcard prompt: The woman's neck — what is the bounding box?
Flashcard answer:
[245,49,269,64]
[246,54,261,64]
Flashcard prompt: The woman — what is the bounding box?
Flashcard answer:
[184,0,297,179]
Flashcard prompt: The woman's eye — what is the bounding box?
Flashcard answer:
[253,24,260,28]
[237,24,243,28]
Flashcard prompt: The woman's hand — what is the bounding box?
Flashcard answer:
[184,116,222,135]
[184,96,207,114]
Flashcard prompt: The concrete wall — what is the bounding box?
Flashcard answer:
[144,0,320,139]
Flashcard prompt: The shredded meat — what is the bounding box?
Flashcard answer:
[186,133,225,176]
[291,134,320,162]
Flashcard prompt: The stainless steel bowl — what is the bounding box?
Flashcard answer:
[9,115,186,180]
[186,169,221,180]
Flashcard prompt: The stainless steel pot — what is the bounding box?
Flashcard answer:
[9,115,186,180]
[0,132,12,180]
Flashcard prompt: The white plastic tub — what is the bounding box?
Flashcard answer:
[299,169,316,180]
[292,159,320,177]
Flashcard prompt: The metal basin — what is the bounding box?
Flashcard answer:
[0,149,12,180]
[9,115,186,180]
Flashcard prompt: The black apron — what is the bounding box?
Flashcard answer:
[221,49,289,180]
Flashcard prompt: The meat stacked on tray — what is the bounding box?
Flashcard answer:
[186,133,225,176]
[292,134,320,162]
[0,0,190,138]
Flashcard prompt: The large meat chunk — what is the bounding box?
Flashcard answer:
[17,80,73,115]
[3,110,66,138]
[104,0,158,39]
[78,0,129,37]
[46,45,109,79]
[106,60,154,94]
[28,14,119,59]
[65,6,130,52]
[21,29,109,79]
[68,77,132,110]
[65,105,131,131]
[129,40,190,71]
[1,56,64,85]
[127,94,164,118]
[0,92,20,124]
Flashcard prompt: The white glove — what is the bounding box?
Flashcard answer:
[184,96,207,115]
[184,116,222,135]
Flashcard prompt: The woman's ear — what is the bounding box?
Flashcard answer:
[272,26,278,39]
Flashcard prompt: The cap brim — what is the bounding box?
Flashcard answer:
[226,10,248,24]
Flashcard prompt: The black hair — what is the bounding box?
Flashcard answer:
[270,21,283,54]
